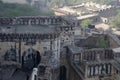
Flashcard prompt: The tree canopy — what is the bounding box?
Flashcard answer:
[80,19,93,28]
[96,36,109,48]
[0,0,115,17]
[109,10,120,28]
[0,1,54,17]
[26,0,32,4]
[93,0,114,5]
[51,0,114,6]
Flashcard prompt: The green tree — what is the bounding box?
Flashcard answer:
[80,19,93,28]
[26,0,32,4]
[96,36,109,48]
[80,19,92,36]
[0,2,54,17]
[49,0,114,8]
[109,10,120,28]
[0,0,3,3]
[94,0,113,5]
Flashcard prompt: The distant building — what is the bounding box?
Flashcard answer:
[53,2,116,24]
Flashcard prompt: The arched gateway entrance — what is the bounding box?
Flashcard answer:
[22,48,41,70]
[60,66,67,80]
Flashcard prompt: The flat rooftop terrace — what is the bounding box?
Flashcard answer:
[0,25,60,34]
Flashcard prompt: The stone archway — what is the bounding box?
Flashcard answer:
[22,48,41,70]
[60,65,67,80]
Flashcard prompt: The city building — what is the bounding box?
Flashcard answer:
[60,33,120,80]
[53,2,116,24]
[67,46,114,80]
[0,16,74,80]
[0,15,120,80]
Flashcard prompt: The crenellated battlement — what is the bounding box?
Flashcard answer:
[0,16,66,25]
[0,33,60,42]
[0,16,74,42]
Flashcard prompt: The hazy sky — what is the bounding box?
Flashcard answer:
[2,0,27,3]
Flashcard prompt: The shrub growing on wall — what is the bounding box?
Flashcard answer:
[96,36,109,48]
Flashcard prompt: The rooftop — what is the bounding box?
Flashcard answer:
[77,13,98,20]
[67,45,83,54]
[0,25,60,34]
[112,47,120,53]
[54,2,113,16]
